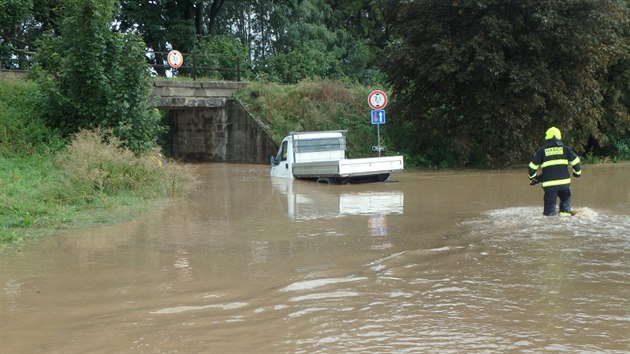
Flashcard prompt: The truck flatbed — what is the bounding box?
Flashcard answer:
[293,156,403,179]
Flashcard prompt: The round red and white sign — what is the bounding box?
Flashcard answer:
[368,90,388,110]
[167,50,183,69]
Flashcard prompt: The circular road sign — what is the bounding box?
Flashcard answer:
[167,50,183,69]
[368,90,388,110]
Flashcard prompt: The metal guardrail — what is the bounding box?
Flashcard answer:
[146,51,242,81]
[2,50,243,81]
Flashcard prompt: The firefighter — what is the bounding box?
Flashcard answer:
[528,127,582,216]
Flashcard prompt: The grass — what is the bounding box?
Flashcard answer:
[0,129,197,249]
[235,79,397,158]
[0,77,198,250]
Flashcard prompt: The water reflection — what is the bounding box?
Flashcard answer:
[272,178,403,236]
[271,178,404,220]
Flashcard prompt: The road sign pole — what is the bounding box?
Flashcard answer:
[368,91,388,157]
[377,124,381,157]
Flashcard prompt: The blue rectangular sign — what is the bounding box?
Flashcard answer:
[371,110,386,124]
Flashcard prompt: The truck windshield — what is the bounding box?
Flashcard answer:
[294,137,346,153]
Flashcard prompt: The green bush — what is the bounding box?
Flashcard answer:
[0,78,65,155]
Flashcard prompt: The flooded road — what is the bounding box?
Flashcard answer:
[2,163,629,353]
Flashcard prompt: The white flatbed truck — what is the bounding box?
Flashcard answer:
[270,131,403,184]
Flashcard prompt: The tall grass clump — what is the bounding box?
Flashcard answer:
[56,129,197,201]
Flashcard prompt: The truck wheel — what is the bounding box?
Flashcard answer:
[317,177,332,184]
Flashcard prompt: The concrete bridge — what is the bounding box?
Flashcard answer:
[150,80,277,164]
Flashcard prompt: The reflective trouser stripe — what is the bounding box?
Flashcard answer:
[542,178,571,187]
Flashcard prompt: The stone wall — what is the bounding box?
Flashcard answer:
[151,80,245,107]
[168,99,277,163]
[152,80,278,164]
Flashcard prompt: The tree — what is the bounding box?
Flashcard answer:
[595,0,630,160]
[213,0,390,84]
[118,0,227,50]
[600,57,630,160]
[117,0,229,76]
[384,0,629,166]
[250,0,345,83]
[0,0,33,68]
[191,34,249,80]
[327,0,390,84]
[0,0,66,69]
[34,0,162,153]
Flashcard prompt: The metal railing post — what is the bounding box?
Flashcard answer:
[192,52,196,80]
[237,57,241,82]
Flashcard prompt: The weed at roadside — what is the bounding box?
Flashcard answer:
[1,129,198,247]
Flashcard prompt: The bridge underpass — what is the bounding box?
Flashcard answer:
[150,80,277,164]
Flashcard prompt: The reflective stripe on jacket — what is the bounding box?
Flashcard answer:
[528,139,582,190]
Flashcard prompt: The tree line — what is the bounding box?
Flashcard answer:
[1,0,628,166]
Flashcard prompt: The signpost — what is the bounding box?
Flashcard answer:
[371,109,386,124]
[368,90,388,156]
[367,90,388,110]
[167,50,183,69]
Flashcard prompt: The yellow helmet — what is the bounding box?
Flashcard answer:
[545,127,562,140]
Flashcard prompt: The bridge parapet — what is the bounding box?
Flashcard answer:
[150,80,246,108]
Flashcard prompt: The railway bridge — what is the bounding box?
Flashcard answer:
[150,80,277,163]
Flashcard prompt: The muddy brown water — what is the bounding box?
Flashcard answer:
[1,163,629,353]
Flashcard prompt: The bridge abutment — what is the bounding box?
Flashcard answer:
[151,80,277,163]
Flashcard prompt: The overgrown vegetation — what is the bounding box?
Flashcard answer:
[236,80,399,158]
[0,78,197,248]
[1,0,628,250]
[57,129,196,199]
[32,0,163,154]
[0,0,196,248]
[384,0,630,167]
[0,78,65,155]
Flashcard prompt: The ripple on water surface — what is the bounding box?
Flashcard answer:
[295,206,630,353]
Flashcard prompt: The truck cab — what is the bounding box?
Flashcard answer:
[271,131,346,178]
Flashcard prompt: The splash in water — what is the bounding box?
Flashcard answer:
[463,206,629,242]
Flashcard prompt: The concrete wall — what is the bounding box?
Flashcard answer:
[168,99,278,163]
[152,80,245,106]
[152,80,278,164]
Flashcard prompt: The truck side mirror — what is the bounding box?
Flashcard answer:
[270,156,276,165]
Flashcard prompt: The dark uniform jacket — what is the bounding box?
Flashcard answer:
[528,139,582,190]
